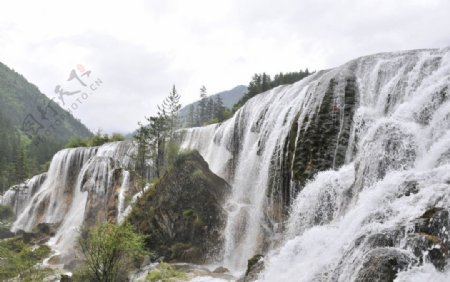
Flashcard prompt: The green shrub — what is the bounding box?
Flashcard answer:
[65,138,88,148]
[147,262,186,282]
[0,205,14,221]
[65,132,125,149]
[110,133,125,142]
[73,222,147,282]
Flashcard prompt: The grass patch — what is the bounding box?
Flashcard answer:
[0,236,53,280]
[192,169,205,180]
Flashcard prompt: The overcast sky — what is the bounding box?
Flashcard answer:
[1,0,449,133]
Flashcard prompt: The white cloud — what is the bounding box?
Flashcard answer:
[0,0,449,132]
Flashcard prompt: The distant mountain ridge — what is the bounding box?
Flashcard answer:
[178,85,247,125]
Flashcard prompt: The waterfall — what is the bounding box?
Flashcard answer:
[0,172,47,216]
[5,141,136,262]
[12,147,97,232]
[117,170,130,224]
[181,47,450,278]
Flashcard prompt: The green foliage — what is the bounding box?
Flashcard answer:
[192,169,205,180]
[246,254,264,275]
[133,85,182,180]
[163,141,180,174]
[182,70,311,127]
[0,236,53,281]
[74,222,147,282]
[182,209,194,218]
[40,160,51,172]
[147,262,186,282]
[65,137,89,148]
[0,205,14,221]
[184,85,229,127]
[110,133,125,142]
[65,131,126,148]
[88,133,110,147]
[0,62,93,192]
[233,69,311,112]
[420,207,444,219]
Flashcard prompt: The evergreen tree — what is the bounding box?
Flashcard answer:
[133,85,182,180]
[133,122,152,188]
[187,105,195,128]
[233,68,312,112]
[214,95,225,122]
[146,113,168,178]
[206,98,215,122]
[198,86,208,125]
[160,85,181,135]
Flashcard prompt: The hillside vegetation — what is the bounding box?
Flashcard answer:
[0,62,92,192]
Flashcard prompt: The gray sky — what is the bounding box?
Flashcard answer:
[1,0,449,133]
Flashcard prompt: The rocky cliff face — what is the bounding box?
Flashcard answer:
[128,151,230,263]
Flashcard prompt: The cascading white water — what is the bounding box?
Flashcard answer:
[260,48,450,282]
[0,172,47,215]
[117,170,130,224]
[12,147,97,232]
[181,47,450,279]
[6,141,136,262]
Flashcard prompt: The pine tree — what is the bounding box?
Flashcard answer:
[187,105,195,127]
[160,85,181,135]
[146,113,168,178]
[133,122,151,187]
[133,85,182,180]
[198,86,208,125]
[206,98,214,122]
[214,95,225,122]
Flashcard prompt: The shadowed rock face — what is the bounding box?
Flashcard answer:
[262,74,359,223]
[128,151,230,263]
[407,208,450,270]
[355,248,415,282]
[277,76,358,214]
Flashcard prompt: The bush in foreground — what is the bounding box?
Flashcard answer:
[73,222,146,282]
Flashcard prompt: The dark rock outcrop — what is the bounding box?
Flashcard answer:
[212,266,230,274]
[355,248,415,282]
[270,75,358,219]
[405,207,450,270]
[238,254,264,282]
[128,151,230,263]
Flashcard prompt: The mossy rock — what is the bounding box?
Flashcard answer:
[128,150,230,263]
[420,207,445,219]
[238,254,264,282]
[355,248,414,282]
[246,254,264,275]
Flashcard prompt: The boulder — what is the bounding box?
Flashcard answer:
[405,207,450,270]
[238,254,264,282]
[128,151,230,263]
[406,233,447,270]
[414,208,449,238]
[355,248,415,282]
[212,266,229,273]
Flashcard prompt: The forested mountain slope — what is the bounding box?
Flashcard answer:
[0,62,92,192]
